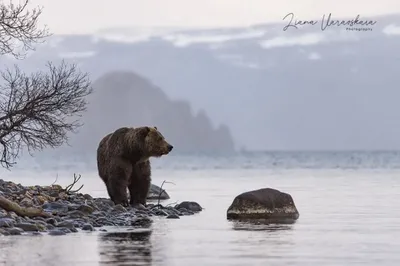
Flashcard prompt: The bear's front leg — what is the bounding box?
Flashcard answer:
[108,178,129,207]
[128,178,146,210]
[129,160,151,209]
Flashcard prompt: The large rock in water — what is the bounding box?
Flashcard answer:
[146,184,170,200]
[226,188,299,221]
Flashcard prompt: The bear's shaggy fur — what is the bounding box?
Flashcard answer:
[96,126,173,207]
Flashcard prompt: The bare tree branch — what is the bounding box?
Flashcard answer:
[0,61,93,168]
[0,0,51,60]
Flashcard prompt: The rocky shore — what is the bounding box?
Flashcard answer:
[0,179,202,236]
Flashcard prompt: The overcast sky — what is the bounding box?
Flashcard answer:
[19,0,400,34]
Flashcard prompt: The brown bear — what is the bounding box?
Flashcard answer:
[96,126,173,207]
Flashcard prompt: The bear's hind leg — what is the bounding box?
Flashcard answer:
[128,169,141,206]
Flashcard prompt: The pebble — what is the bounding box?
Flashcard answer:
[7,227,24,235]
[166,214,180,219]
[14,223,39,232]
[56,221,75,230]
[82,223,95,231]
[0,178,203,237]
[0,218,14,228]
[77,204,94,214]
[48,229,67,236]
[175,201,203,212]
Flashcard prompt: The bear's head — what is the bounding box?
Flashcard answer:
[136,126,173,158]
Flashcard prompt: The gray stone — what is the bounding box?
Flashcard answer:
[56,220,75,229]
[82,223,94,231]
[226,188,299,221]
[42,202,69,213]
[57,227,72,234]
[83,194,93,200]
[175,201,203,212]
[66,210,87,218]
[48,229,67,236]
[147,184,170,200]
[77,204,94,214]
[7,227,24,235]
[15,223,39,232]
[112,204,127,213]
[0,218,14,228]
[166,214,180,219]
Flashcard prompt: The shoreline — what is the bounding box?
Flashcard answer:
[0,178,202,236]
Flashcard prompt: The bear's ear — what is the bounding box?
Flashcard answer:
[154,126,157,130]
[137,126,151,139]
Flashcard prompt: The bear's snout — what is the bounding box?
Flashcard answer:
[167,144,173,152]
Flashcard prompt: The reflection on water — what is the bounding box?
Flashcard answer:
[230,219,297,231]
[98,229,153,266]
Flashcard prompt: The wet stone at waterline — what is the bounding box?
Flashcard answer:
[226,188,299,222]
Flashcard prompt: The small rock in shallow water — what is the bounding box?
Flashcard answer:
[48,229,67,236]
[46,224,55,230]
[7,227,24,235]
[15,223,39,232]
[82,223,94,231]
[56,221,75,230]
[131,216,152,227]
[166,214,180,219]
[175,201,203,213]
[226,188,300,221]
[57,227,73,234]
[147,184,170,200]
[0,218,14,228]
[154,209,169,216]
[0,228,9,236]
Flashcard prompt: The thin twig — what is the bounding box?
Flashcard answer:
[157,180,175,209]
[51,173,58,185]
[165,201,178,207]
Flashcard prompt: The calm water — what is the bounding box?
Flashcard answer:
[1,151,400,266]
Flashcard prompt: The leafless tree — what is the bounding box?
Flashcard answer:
[0,0,50,59]
[0,0,93,169]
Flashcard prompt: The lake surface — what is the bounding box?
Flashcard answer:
[1,151,400,265]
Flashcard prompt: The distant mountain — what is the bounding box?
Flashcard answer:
[66,71,235,156]
[2,13,400,151]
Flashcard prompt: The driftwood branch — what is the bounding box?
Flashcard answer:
[0,195,51,218]
[64,173,83,193]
